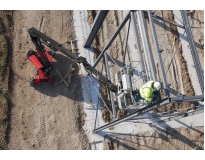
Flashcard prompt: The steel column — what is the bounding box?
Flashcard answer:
[170,95,204,102]
[131,11,146,81]
[148,10,170,97]
[104,52,116,118]
[84,10,109,48]
[181,10,204,93]
[137,10,157,80]
[93,11,131,68]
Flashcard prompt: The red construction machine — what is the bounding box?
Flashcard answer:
[26,27,117,92]
[27,37,54,84]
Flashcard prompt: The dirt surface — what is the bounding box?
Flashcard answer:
[8,11,90,149]
[2,10,203,150]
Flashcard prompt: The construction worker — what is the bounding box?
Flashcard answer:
[132,80,161,103]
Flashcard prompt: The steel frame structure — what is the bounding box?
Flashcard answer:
[84,10,109,48]
[83,10,204,132]
[94,95,204,132]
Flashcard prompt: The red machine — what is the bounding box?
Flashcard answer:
[27,44,54,84]
[27,27,117,92]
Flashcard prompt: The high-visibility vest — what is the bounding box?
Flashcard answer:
[139,80,156,102]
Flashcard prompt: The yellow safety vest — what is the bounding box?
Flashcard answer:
[139,80,156,102]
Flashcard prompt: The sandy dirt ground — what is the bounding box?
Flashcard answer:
[6,10,204,150]
[88,10,204,150]
[8,10,90,150]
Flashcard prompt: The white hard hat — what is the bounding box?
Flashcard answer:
[154,81,161,90]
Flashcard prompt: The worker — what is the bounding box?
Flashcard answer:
[132,80,161,103]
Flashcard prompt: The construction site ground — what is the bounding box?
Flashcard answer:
[0,10,204,151]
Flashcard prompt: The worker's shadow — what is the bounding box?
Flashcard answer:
[30,52,84,102]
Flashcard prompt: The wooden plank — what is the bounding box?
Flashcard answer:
[55,69,68,87]
[68,64,74,84]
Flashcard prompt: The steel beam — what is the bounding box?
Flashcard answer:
[127,107,203,122]
[170,95,204,102]
[148,10,170,97]
[93,11,131,68]
[137,10,157,80]
[149,109,204,126]
[84,10,109,48]
[123,17,131,66]
[94,95,204,132]
[104,52,116,118]
[143,11,185,29]
[131,11,146,82]
[181,10,204,93]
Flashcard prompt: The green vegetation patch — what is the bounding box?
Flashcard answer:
[0,35,8,77]
[0,18,9,150]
